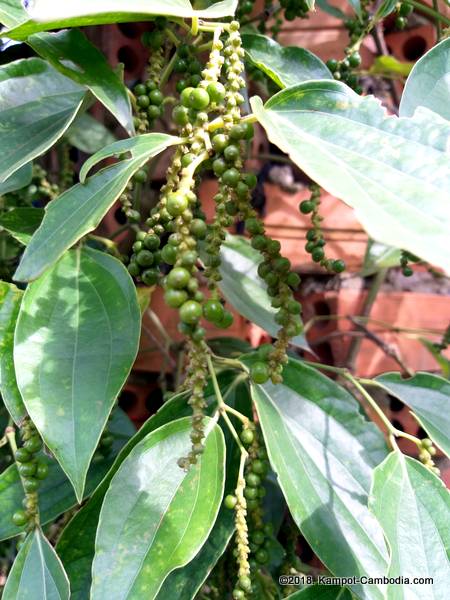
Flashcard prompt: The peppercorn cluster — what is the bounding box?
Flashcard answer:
[11,419,48,531]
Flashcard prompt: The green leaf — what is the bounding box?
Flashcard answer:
[400,37,450,121]
[0,208,45,245]
[219,235,308,350]
[420,339,450,379]
[155,499,234,599]
[0,0,27,28]
[375,372,450,459]
[316,0,346,19]
[0,57,85,183]
[287,586,353,599]
[374,0,397,20]
[14,247,141,501]
[0,282,26,424]
[0,408,134,541]
[370,56,413,78]
[65,113,116,154]
[250,358,389,600]
[28,29,133,134]
[0,163,32,195]
[251,81,450,273]
[369,452,450,598]
[5,0,238,40]
[14,133,179,282]
[241,34,331,89]
[91,417,225,600]
[3,529,69,600]
[361,240,401,277]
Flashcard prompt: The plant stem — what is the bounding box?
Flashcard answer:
[160,51,178,88]
[346,267,388,371]
[405,0,450,26]
[432,0,442,39]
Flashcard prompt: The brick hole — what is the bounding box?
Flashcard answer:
[116,23,143,39]
[118,389,138,412]
[313,300,331,329]
[145,387,164,414]
[114,206,127,225]
[388,395,404,412]
[391,418,404,432]
[402,36,427,61]
[315,341,334,365]
[117,45,139,73]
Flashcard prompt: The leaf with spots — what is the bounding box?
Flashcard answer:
[13,247,141,502]
[91,417,225,600]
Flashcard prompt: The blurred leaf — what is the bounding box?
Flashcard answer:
[0,163,32,195]
[420,338,450,379]
[65,113,116,154]
[370,56,413,78]
[0,208,45,245]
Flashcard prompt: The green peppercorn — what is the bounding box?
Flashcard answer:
[180,87,194,107]
[190,219,207,239]
[251,459,267,475]
[180,251,198,268]
[144,234,160,251]
[189,88,210,110]
[246,472,261,487]
[35,462,49,480]
[300,200,314,214]
[141,269,159,285]
[203,299,224,323]
[167,267,191,289]
[149,89,163,106]
[23,478,39,493]
[312,247,325,262]
[136,250,154,267]
[348,52,361,68]
[213,157,227,176]
[207,81,226,103]
[12,510,29,526]
[137,94,150,108]
[167,192,188,217]
[211,134,228,153]
[173,57,187,73]
[147,104,161,120]
[172,105,189,126]
[240,429,254,445]
[243,172,257,188]
[326,58,338,72]
[239,575,252,592]
[15,448,32,463]
[250,362,270,384]
[128,262,140,277]
[165,289,188,308]
[332,259,346,273]
[224,494,238,509]
[24,436,42,453]
[18,462,36,477]
[224,144,240,162]
[181,153,195,168]
[222,168,241,187]
[180,300,202,324]
[133,169,147,184]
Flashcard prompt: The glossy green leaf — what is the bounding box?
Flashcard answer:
[375,372,450,459]
[65,113,116,154]
[242,34,331,89]
[14,247,140,501]
[57,373,237,599]
[251,81,450,273]
[400,37,450,121]
[316,0,346,19]
[0,282,26,424]
[251,359,389,600]
[5,0,238,40]
[0,57,85,183]
[29,29,133,134]
[0,408,134,541]
[370,452,450,598]
[219,235,308,350]
[0,208,45,245]
[3,528,69,600]
[0,163,32,195]
[91,417,225,600]
[14,133,179,282]
[155,507,234,600]
[374,0,397,20]
[287,586,353,599]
